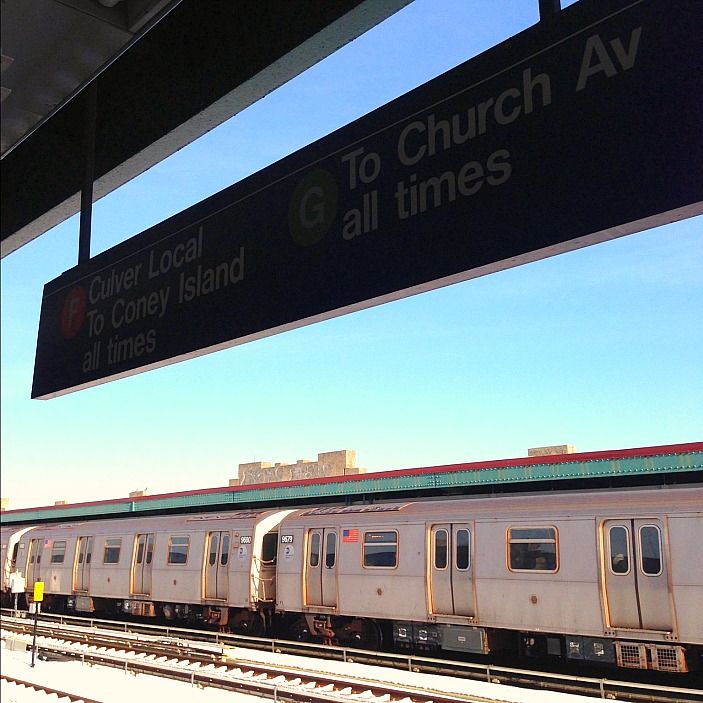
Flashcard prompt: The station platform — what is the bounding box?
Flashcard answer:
[1,442,701,526]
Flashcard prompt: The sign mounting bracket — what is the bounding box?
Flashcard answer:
[78,83,98,265]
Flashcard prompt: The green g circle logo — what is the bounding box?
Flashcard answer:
[288,169,338,246]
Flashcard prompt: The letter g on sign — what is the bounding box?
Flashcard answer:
[288,169,338,246]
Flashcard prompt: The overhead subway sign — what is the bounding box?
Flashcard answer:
[32,0,703,398]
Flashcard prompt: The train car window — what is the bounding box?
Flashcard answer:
[363,531,398,568]
[208,533,219,566]
[434,530,448,569]
[309,533,321,567]
[262,533,278,564]
[103,539,122,564]
[136,539,145,564]
[11,543,19,567]
[167,536,190,564]
[608,526,630,574]
[220,534,230,566]
[508,527,557,572]
[50,541,66,564]
[456,529,471,570]
[77,540,85,564]
[325,532,337,569]
[639,525,662,576]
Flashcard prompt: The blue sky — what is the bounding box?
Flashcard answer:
[1,0,701,509]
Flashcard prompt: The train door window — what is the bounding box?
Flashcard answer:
[262,533,278,564]
[608,526,630,574]
[77,539,85,564]
[208,533,219,566]
[85,538,93,564]
[145,535,153,565]
[363,531,398,568]
[167,536,190,564]
[220,534,230,566]
[434,529,448,569]
[309,533,321,567]
[103,539,122,564]
[508,527,558,572]
[325,531,337,569]
[456,528,471,570]
[136,537,145,564]
[28,539,42,566]
[11,543,19,568]
[50,541,66,564]
[639,525,662,576]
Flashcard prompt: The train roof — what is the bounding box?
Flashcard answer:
[6,509,284,537]
[286,484,703,524]
[1,442,701,527]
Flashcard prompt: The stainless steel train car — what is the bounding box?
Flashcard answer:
[2,509,294,633]
[2,485,701,673]
[277,487,702,673]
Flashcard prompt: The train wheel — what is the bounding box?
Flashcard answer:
[230,610,264,636]
[337,618,382,650]
[289,616,312,642]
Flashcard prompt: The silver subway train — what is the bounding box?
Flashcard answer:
[2,485,701,673]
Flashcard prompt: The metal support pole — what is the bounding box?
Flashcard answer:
[539,0,561,21]
[78,83,98,264]
[30,602,40,667]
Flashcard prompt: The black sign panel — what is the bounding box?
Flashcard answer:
[33,0,703,398]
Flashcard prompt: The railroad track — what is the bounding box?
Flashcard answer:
[1,620,498,703]
[2,633,486,703]
[2,613,701,703]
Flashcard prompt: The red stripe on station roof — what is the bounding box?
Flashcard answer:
[3,441,702,515]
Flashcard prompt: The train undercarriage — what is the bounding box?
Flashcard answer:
[6,590,697,674]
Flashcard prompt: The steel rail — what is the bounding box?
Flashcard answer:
[0,673,105,703]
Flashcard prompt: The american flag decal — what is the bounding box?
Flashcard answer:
[342,528,359,543]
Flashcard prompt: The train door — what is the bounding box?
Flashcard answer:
[26,538,44,589]
[305,528,338,608]
[602,519,673,631]
[204,531,230,600]
[131,533,155,596]
[429,524,475,617]
[256,532,278,602]
[72,536,93,592]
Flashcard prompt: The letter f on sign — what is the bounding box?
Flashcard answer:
[60,286,87,339]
